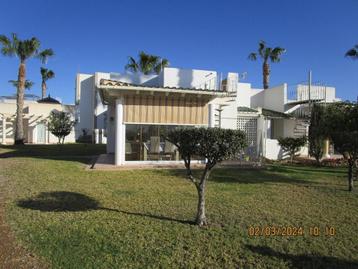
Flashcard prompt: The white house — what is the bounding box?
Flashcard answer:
[76,67,339,165]
[0,95,76,144]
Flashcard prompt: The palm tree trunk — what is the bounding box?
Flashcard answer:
[15,62,26,145]
[263,61,270,89]
[41,81,47,99]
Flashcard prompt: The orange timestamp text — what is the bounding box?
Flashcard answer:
[248,226,336,236]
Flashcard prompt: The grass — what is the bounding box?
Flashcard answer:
[0,144,358,268]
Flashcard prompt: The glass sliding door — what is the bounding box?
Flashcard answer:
[125,124,185,161]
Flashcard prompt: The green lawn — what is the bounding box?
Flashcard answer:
[0,144,357,268]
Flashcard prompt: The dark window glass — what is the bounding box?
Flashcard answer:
[125,124,185,161]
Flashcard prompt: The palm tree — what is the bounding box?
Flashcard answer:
[9,79,34,90]
[345,44,358,59]
[0,33,54,144]
[125,51,169,75]
[40,67,55,98]
[248,40,286,89]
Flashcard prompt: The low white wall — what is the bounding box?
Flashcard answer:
[163,67,217,90]
[265,139,282,160]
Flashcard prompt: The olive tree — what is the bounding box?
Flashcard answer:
[324,102,358,191]
[48,111,75,144]
[166,127,246,226]
[278,136,307,163]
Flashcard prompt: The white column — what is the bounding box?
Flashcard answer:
[2,116,6,144]
[94,129,99,144]
[106,104,114,153]
[208,104,215,127]
[115,98,124,165]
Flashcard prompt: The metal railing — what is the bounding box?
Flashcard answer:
[287,84,327,103]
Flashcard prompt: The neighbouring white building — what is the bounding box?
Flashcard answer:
[76,67,339,165]
[0,95,76,144]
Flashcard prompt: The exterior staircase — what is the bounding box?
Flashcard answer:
[293,119,309,138]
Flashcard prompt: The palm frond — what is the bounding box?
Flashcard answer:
[0,34,17,56]
[345,45,358,59]
[41,67,55,80]
[270,47,286,62]
[263,47,272,60]
[125,56,139,72]
[37,48,54,64]
[248,52,257,61]
[9,79,34,90]
[41,67,48,77]
[258,40,266,57]
[47,70,55,79]
[153,58,169,74]
[17,38,41,61]
[126,51,169,75]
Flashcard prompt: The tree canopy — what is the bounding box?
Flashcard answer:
[166,127,246,226]
[308,104,327,164]
[125,51,169,75]
[278,136,307,163]
[323,102,358,191]
[48,111,75,144]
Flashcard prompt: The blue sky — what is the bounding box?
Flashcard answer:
[1,0,357,104]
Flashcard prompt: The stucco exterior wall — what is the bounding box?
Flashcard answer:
[162,68,217,90]
[0,101,76,144]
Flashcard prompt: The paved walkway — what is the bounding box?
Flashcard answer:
[0,170,46,269]
[90,154,263,170]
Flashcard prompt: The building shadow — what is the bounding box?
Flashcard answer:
[17,191,194,225]
[246,245,358,269]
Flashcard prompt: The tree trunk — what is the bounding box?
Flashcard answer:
[263,61,270,89]
[196,167,210,226]
[41,81,47,99]
[290,151,294,163]
[348,160,354,192]
[15,62,26,145]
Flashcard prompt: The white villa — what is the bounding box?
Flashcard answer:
[0,95,76,144]
[76,67,339,165]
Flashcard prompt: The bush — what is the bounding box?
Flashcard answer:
[48,111,75,144]
[278,136,307,163]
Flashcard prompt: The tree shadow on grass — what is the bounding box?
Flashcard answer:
[246,245,358,269]
[269,165,347,176]
[17,191,194,225]
[0,144,105,165]
[162,168,310,185]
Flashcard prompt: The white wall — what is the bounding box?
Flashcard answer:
[109,72,159,86]
[0,100,76,144]
[251,84,286,112]
[220,102,238,129]
[77,74,95,134]
[265,139,284,160]
[250,89,264,108]
[162,67,217,90]
[236,83,252,108]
